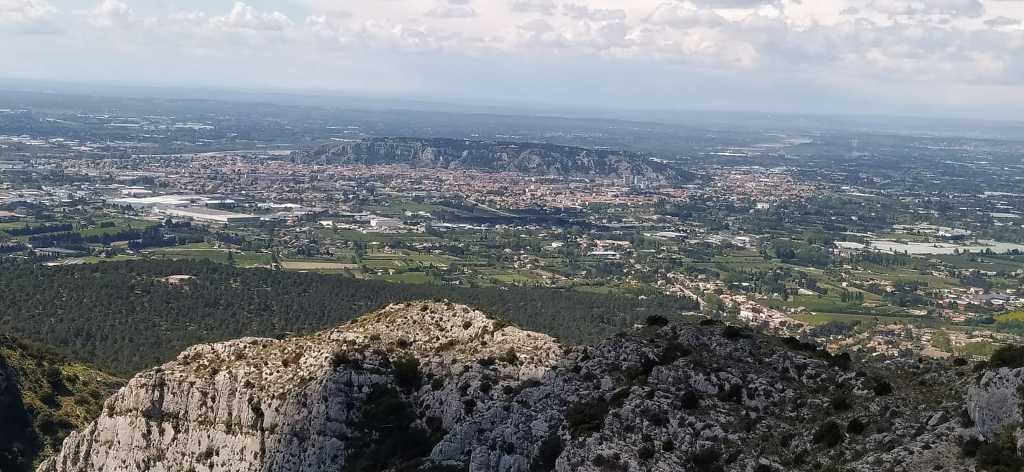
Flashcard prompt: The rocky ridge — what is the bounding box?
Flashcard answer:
[968,367,1024,458]
[291,137,686,183]
[39,301,1024,472]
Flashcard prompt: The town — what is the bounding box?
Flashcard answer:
[3,127,1023,362]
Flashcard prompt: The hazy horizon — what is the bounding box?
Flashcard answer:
[6,75,1024,132]
[3,0,1024,122]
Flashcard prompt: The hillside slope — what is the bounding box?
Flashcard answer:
[39,301,1024,472]
[0,336,122,472]
[292,137,687,183]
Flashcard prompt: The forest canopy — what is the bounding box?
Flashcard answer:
[0,260,698,375]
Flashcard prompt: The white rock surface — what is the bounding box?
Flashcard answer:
[38,303,1022,472]
[968,367,1024,455]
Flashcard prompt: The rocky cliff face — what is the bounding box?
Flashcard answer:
[38,302,1024,472]
[968,367,1024,456]
[292,138,686,184]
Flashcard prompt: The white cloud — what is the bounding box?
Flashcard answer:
[646,2,726,28]
[211,2,293,32]
[509,0,557,15]
[562,4,626,21]
[864,0,985,19]
[87,0,133,28]
[2,0,1024,119]
[985,15,1021,27]
[426,4,478,19]
[0,0,59,33]
[691,0,777,7]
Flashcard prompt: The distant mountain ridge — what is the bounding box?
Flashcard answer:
[292,137,687,183]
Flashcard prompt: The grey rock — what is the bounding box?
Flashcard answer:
[39,302,1018,472]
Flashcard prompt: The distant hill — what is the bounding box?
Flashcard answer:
[292,137,689,183]
[0,336,121,472]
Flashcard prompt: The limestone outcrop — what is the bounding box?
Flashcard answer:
[292,137,688,183]
[38,301,1022,472]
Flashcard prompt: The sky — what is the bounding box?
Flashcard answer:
[2,0,1024,120]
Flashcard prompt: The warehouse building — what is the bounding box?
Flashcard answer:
[157,207,261,225]
[369,217,403,231]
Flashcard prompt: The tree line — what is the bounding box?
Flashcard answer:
[0,260,698,376]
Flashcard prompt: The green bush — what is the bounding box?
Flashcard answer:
[659,341,691,365]
[976,430,1024,472]
[529,431,562,472]
[344,384,437,472]
[722,325,748,340]
[782,337,819,352]
[638,444,655,461]
[498,349,519,365]
[591,453,624,470]
[846,418,866,435]
[0,370,40,472]
[680,390,701,410]
[392,355,422,393]
[961,437,981,458]
[830,394,853,412]
[477,357,497,367]
[959,409,976,428]
[566,398,610,438]
[825,352,852,370]
[718,384,743,403]
[690,447,723,472]
[872,380,894,396]
[989,345,1024,369]
[645,315,669,327]
[812,420,845,448]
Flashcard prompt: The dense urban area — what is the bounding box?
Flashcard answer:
[3,91,1024,472]
[3,92,1023,363]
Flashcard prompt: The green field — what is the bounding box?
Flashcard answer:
[0,220,57,231]
[790,312,934,329]
[317,229,440,244]
[995,311,1024,322]
[765,293,905,318]
[75,255,141,264]
[475,269,548,286]
[78,217,159,238]
[147,246,272,267]
[936,254,1024,273]
[377,272,436,284]
[280,260,359,271]
[961,341,999,358]
[357,251,457,270]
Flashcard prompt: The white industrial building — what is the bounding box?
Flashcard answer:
[120,187,154,197]
[109,195,207,210]
[369,217,403,231]
[157,207,261,225]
